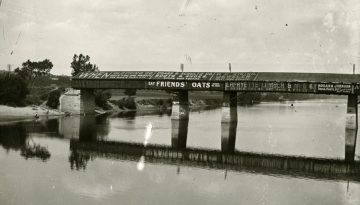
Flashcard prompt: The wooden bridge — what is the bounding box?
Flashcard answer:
[71,71,360,162]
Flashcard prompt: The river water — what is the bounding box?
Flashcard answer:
[0,99,360,205]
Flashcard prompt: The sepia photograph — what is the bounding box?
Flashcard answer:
[0,0,360,204]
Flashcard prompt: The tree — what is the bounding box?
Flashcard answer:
[0,72,29,106]
[94,90,112,110]
[46,88,64,109]
[71,54,99,76]
[14,59,53,88]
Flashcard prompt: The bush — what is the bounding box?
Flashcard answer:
[0,72,29,106]
[46,88,64,109]
[95,90,112,110]
[116,97,137,110]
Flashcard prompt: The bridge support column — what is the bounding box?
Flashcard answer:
[221,91,238,123]
[345,94,358,162]
[221,122,237,153]
[80,89,95,115]
[171,119,189,149]
[171,91,189,120]
[221,91,238,153]
[79,115,97,141]
[171,91,189,149]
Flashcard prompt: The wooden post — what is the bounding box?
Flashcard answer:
[353,64,356,75]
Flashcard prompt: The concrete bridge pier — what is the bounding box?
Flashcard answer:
[171,91,189,149]
[80,89,96,115]
[345,94,358,162]
[171,91,189,120]
[79,115,97,141]
[221,122,237,153]
[221,91,238,123]
[171,119,189,149]
[221,91,238,153]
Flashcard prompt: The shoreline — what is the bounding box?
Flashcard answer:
[0,105,64,120]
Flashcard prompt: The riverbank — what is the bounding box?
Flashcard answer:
[0,105,63,120]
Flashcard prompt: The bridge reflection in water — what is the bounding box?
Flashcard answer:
[70,115,360,182]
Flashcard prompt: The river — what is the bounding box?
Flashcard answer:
[0,99,359,205]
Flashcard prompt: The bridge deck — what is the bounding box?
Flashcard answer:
[72,71,360,95]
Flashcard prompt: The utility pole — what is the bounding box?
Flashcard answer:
[180,63,184,72]
[229,63,232,73]
[353,64,355,75]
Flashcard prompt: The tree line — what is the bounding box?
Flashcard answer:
[0,54,111,109]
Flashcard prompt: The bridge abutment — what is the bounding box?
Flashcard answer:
[80,89,96,115]
[345,94,358,162]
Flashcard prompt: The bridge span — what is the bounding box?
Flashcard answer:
[71,71,360,162]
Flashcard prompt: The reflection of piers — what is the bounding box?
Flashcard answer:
[221,122,237,153]
[70,140,360,182]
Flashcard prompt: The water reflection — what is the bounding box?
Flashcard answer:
[221,122,237,153]
[69,150,92,170]
[69,139,360,182]
[0,122,51,161]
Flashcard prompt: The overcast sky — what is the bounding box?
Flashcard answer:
[0,0,359,75]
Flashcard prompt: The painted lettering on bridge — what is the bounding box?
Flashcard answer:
[75,71,259,81]
[147,81,187,89]
[226,81,288,92]
[317,84,352,94]
[146,81,224,90]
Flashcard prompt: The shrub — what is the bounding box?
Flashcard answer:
[116,97,137,110]
[0,72,29,106]
[95,90,112,110]
[46,88,64,109]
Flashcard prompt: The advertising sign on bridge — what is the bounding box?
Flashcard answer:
[74,71,258,82]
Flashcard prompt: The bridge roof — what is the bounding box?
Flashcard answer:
[73,71,360,84]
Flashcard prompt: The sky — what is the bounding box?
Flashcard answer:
[0,0,359,75]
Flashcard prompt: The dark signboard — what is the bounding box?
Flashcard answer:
[74,71,258,82]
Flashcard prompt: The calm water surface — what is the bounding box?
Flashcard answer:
[1,99,360,205]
